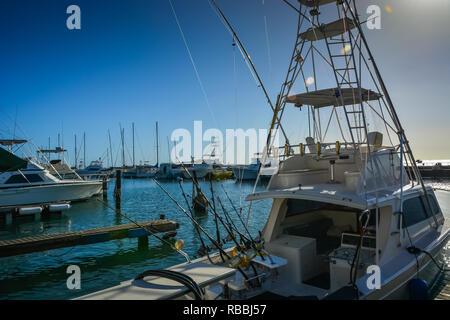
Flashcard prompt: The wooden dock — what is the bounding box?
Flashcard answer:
[0,219,179,258]
[435,281,450,300]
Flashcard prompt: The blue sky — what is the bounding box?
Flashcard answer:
[0,0,449,165]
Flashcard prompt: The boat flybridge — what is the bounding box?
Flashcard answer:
[78,0,449,300]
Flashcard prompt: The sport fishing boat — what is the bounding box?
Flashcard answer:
[76,159,112,180]
[181,161,212,180]
[233,154,279,182]
[78,0,449,300]
[0,147,103,208]
[157,162,211,180]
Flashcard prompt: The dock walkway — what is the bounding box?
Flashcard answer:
[0,219,179,258]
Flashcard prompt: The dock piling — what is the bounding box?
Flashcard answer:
[114,170,122,212]
[5,212,12,225]
[102,176,108,198]
[138,236,149,250]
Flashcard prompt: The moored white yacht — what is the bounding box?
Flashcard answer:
[78,0,449,300]
[0,147,103,208]
[76,159,112,180]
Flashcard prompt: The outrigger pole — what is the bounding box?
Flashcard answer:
[209,0,290,145]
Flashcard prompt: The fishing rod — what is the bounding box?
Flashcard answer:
[177,181,213,263]
[178,162,252,246]
[216,196,251,245]
[208,178,225,261]
[220,184,257,242]
[176,161,270,265]
[216,196,237,241]
[220,185,274,264]
[208,194,261,286]
[96,198,190,263]
[152,178,250,280]
[204,198,261,287]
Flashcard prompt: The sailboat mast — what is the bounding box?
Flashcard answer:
[83,132,86,169]
[167,136,170,163]
[108,129,113,168]
[156,121,159,166]
[132,122,135,167]
[121,127,125,168]
[74,134,77,169]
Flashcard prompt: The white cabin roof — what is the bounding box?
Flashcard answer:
[298,0,336,7]
[286,88,382,108]
[246,184,367,209]
[300,18,356,42]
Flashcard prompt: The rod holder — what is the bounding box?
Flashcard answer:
[330,160,336,182]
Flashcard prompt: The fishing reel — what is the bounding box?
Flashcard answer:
[228,243,268,269]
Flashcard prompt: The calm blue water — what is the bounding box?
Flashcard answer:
[0,179,448,300]
[0,179,270,299]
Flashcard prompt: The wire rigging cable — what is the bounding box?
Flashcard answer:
[263,15,272,75]
[167,0,218,127]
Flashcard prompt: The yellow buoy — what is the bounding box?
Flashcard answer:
[174,239,184,251]
[299,143,304,156]
[285,144,289,156]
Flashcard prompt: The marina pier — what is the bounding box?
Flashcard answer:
[0,219,179,258]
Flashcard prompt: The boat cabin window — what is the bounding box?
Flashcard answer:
[422,195,440,215]
[285,199,327,218]
[5,174,44,184]
[403,196,430,227]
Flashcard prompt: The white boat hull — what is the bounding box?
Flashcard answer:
[0,181,103,207]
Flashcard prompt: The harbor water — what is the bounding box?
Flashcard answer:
[0,179,449,300]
